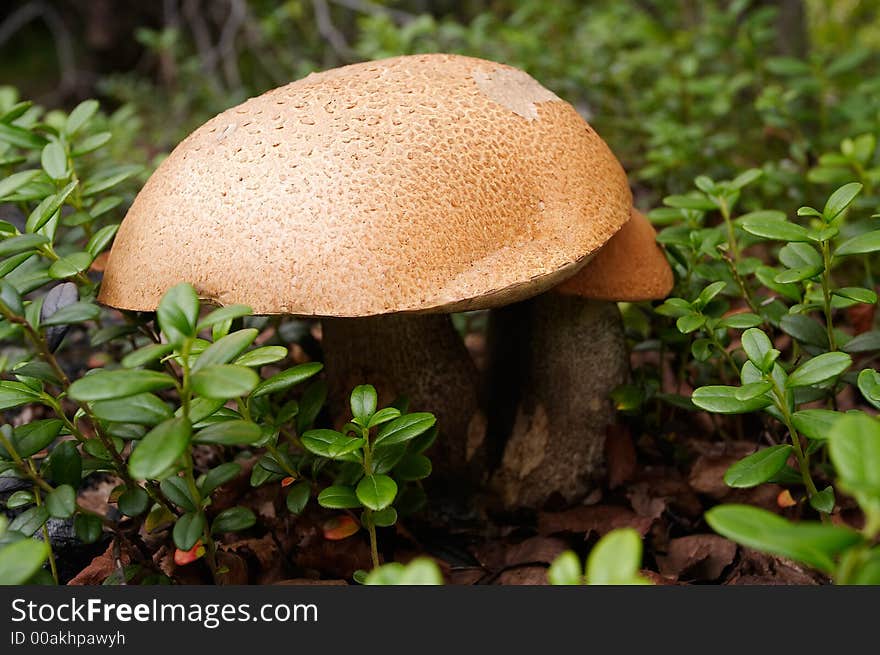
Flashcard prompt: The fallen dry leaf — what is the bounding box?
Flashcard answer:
[605,424,636,489]
[656,534,737,582]
[538,505,653,537]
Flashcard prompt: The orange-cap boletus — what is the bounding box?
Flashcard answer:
[487,209,673,508]
[98,53,633,490]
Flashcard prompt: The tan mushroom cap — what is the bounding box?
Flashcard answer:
[554,208,673,301]
[99,54,631,317]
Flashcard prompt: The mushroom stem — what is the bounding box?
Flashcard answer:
[486,294,628,509]
[321,314,488,491]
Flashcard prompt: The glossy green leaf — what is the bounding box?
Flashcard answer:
[792,409,841,440]
[157,282,199,344]
[193,420,262,445]
[706,504,861,573]
[191,365,258,399]
[128,417,191,480]
[547,551,583,585]
[823,182,862,220]
[301,429,364,459]
[691,385,771,414]
[173,512,206,551]
[118,486,149,517]
[317,485,361,509]
[374,413,437,447]
[212,507,256,534]
[251,362,323,398]
[192,328,257,372]
[586,528,647,585]
[41,141,68,180]
[234,346,287,367]
[356,474,397,511]
[46,484,76,518]
[286,481,311,514]
[724,445,792,488]
[350,384,377,423]
[786,352,851,387]
[70,369,176,401]
[0,538,49,584]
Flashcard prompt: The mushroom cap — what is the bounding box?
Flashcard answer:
[554,208,673,301]
[98,54,631,317]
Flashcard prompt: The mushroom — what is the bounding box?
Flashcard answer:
[97,54,632,489]
[486,209,673,508]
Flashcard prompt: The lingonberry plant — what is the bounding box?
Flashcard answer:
[300,384,436,572]
[0,92,437,585]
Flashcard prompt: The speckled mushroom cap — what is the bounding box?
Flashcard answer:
[99,54,631,317]
[555,209,673,301]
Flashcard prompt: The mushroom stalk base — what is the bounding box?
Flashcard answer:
[487,295,628,509]
[322,314,487,490]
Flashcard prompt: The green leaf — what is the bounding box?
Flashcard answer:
[46,484,76,518]
[40,300,99,326]
[234,346,287,367]
[128,417,191,480]
[121,343,174,368]
[706,504,861,573]
[212,507,256,534]
[74,514,103,544]
[0,380,41,411]
[0,169,39,200]
[49,252,92,280]
[724,445,792,488]
[160,476,198,512]
[780,314,828,348]
[843,331,880,353]
[286,481,311,514]
[734,380,772,401]
[836,230,880,256]
[10,419,62,457]
[200,463,241,496]
[393,454,432,481]
[663,194,717,210]
[718,313,762,329]
[547,551,583,585]
[193,420,262,445]
[301,429,364,459]
[372,507,397,527]
[10,505,49,536]
[48,441,81,488]
[192,328,257,372]
[92,393,171,425]
[741,216,809,242]
[157,282,199,344]
[191,364,258,399]
[810,486,835,514]
[70,369,176,401]
[85,224,119,258]
[374,413,437,447]
[317,485,361,509]
[26,181,77,232]
[775,266,822,283]
[81,165,141,196]
[0,122,46,149]
[857,369,880,410]
[251,362,323,398]
[691,385,771,414]
[823,182,862,220]
[173,512,206,551]
[366,407,401,429]
[72,131,112,156]
[350,384,377,423]
[834,287,877,305]
[741,328,773,368]
[779,242,822,269]
[41,141,68,180]
[829,413,880,505]
[66,99,99,135]
[676,313,706,334]
[792,409,841,440]
[0,233,48,258]
[118,486,149,517]
[696,281,726,307]
[0,538,49,584]
[356,474,398,510]
[196,304,252,331]
[586,528,647,585]
[6,490,33,509]
[787,352,851,388]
